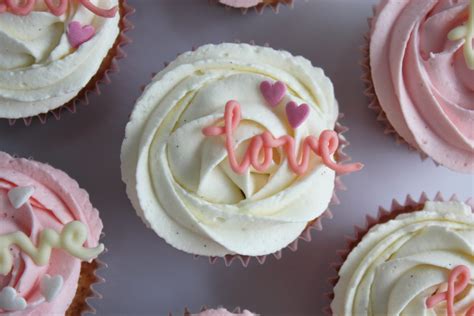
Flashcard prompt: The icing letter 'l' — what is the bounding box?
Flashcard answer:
[0,221,104,275]
[426,265,474,316]
[202,100,363,175]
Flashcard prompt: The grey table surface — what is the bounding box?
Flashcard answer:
[1,0,473,315]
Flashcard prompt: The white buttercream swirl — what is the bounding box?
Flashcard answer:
[332,201,474,316]
[0,0,120,119]
[121,43,340,257]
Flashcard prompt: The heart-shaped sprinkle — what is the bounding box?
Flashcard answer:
[67,21,95,49]
[0,287,27,312]
[260,80,287,108]
[286,101,310,129]
[8,186,35,209]
[40,275,64,302]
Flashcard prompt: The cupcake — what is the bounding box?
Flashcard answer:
[330,196,474,315]
[121,43,363,264]
[0,151,105,315]
[178,307,257,316]
[213,0,293,13]
[366,0,474,173]
[0,0,133,125]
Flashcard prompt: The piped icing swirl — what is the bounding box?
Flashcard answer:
[0,152,103,315]
[331,201,474,316]
[370,0,474,173]
[0,0,120,119]
[193,308,257,316]
[121,43,348,257]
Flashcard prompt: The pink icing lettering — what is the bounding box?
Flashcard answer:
[202,100,363,175]
[426,265,474,316]
[1,0,117,17]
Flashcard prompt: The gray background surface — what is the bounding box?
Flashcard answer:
[1,0,473,315]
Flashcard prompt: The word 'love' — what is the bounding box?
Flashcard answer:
[202,100,363,176]
[426,265,474,316]
[0,0,117,18]
[0,221,104,275]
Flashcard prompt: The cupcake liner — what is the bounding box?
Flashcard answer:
[76,244,108,316]
[324,192,474,315]
[208,0,294,14]
[170,306,251,316]
[7,0,135,127]
[361,12,437,165]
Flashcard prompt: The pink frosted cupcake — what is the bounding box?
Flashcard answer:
[366,0,474,173]
[213,0,293,13]
[0,152,105,315]
[0,0,133,125]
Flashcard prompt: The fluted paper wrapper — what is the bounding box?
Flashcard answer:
[361,10,438,165]
[68,247,108,316]
[324,192,474,315]
[7,0,135,126]
[208,0,294,14]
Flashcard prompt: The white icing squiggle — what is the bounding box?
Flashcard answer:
[331,201,474,316]
[121,43,340,257]
[0,0,120,119]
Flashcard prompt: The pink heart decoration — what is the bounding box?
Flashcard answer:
[286,101,310,129]
[67,21,95,49]
[260,80,287,108]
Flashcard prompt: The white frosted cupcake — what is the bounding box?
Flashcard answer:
[0,0,132,124]
[121,43,362,262]
[331,198,474,315]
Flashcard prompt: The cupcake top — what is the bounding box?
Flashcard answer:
[193,308,256,316]
[331,201,474,315]
[0,152,104,315]
[121,43,362,257]
[370,0,474,173]
[218,0,285,9]
[0,0,120,119]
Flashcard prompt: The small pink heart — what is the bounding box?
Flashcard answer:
[286,101,310,129]
[67,21,95,49]
[260,80,287,108]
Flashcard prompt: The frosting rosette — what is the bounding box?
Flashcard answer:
[0,151,104,315]
[331,201,474,316]
[0,0,121,119]
[121,43,358,257]
[370,0,474,173]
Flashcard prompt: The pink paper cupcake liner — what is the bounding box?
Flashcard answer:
[170,306,252,316]
[361,11,437,165]
[7,0,135,127]
[208,0,294,14]
[324,192,474,315]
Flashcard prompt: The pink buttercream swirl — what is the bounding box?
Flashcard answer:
[370,0,474,173]
[202,100,363,175]
[0,152,103,315]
